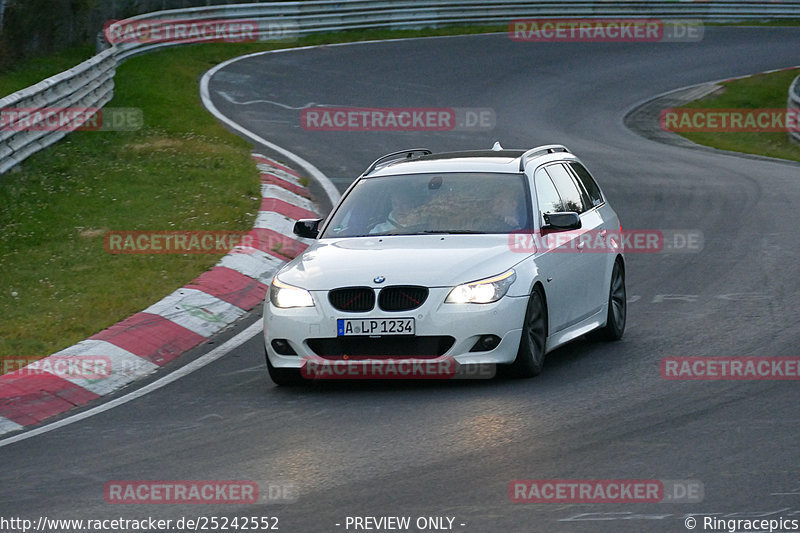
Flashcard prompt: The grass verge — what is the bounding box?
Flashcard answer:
[0,44,269,358]
[674,69,800,162]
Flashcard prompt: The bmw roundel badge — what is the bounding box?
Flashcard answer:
[373,276,386,284]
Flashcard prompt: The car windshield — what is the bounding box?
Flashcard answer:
[321,172,532,238]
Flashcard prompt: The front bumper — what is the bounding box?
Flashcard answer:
[264,287,528,369]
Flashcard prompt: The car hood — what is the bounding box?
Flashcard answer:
[276,235,524,290]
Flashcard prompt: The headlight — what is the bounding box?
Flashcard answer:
[445,269,516,304]
[270,277,314,308]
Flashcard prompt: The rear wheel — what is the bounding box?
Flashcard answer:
[508,286,547,378]
[265,346,305,386]
[593,259,626,341]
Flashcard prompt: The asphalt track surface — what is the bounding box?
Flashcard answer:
[3,27,800,533]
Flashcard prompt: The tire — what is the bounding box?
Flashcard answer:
[508,285,548,378]
[594,259,626,341]
[265,346,305,386]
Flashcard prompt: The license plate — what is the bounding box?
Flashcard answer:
[337,318,415,336]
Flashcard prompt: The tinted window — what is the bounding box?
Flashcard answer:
[568,162,603,208]
[534,168,564,218]
[545,164,586,214]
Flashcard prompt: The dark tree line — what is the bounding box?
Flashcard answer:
[0,0,276,71]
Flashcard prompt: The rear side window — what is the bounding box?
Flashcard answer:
[544,164,586,214]
[568,162,604,208]
[534,168,564,218]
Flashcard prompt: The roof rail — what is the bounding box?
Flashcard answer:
[363,148,432,175]
[518,144,569,171]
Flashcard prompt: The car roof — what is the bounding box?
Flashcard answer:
[364,145,577,177]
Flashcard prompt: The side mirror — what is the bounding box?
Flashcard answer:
[543,212,581,231]
[293,218,323,239]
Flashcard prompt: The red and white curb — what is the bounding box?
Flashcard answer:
[0,154,316,435]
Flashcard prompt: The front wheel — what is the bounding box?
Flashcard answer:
[593,259,626,341]
[508,286,548,378]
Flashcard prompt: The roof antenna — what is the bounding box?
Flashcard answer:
[492,141,503,151]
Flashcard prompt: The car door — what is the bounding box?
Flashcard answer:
[566,160,618,315]
[530,166,581,334]
[541,162,605,325]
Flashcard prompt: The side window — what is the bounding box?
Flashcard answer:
[568,162,604,208]
[534,168,564,223]
[545,164,587,214]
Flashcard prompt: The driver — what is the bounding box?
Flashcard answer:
[369,188,420,234]
[490,194,522,230]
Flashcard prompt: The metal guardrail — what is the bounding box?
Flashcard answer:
[0,48,116,174]
[789,75,800,144]
[3,0,800,174]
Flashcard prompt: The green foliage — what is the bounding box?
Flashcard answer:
[678,70,800,162]
[0,44,262,358]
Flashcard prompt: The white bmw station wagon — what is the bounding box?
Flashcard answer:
[263,143,626,385]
